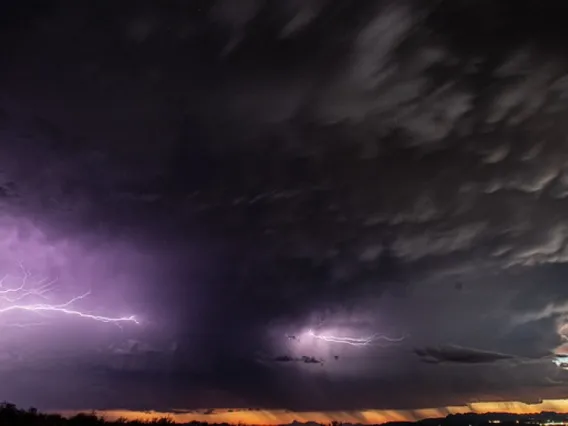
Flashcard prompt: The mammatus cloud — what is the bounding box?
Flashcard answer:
[4,0,568,416]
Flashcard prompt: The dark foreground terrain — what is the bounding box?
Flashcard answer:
[0,402,567,426]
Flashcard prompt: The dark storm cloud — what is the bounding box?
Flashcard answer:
[414,345,517,365]
[271,355,322,364]
[3,0,568,414]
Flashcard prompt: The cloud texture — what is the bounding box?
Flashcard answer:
[2,0,568,414]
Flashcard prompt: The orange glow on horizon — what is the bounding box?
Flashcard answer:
[56,398,568,425]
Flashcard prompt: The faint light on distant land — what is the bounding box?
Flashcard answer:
[553,355,568,369]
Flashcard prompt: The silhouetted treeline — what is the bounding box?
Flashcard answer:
[0,402,182,426]
[0,403,568,426]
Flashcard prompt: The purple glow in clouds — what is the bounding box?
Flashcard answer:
[0,263,139,327]
[307,329,404,346]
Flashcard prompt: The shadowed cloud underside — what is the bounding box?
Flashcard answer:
[2,0,568,416]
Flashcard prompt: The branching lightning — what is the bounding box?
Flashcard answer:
[307,329,404,346]
[0,263,139,326]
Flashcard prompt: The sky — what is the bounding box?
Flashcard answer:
[2,0,568,422]
[57,399,568,425]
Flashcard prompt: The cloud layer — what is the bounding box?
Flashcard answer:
[2,0,568,414]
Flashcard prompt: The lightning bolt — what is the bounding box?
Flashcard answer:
[0,263,139,326]
[307,329,404,346]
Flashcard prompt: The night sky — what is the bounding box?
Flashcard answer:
[2,0,568,422]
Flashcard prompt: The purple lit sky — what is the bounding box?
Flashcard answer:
[3,0,568,418]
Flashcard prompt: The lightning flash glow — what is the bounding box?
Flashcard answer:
[0,264,139,326]
[307,329,404,346]
[553,355,568,370]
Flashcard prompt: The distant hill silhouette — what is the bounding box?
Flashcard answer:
[0,402,567,426]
